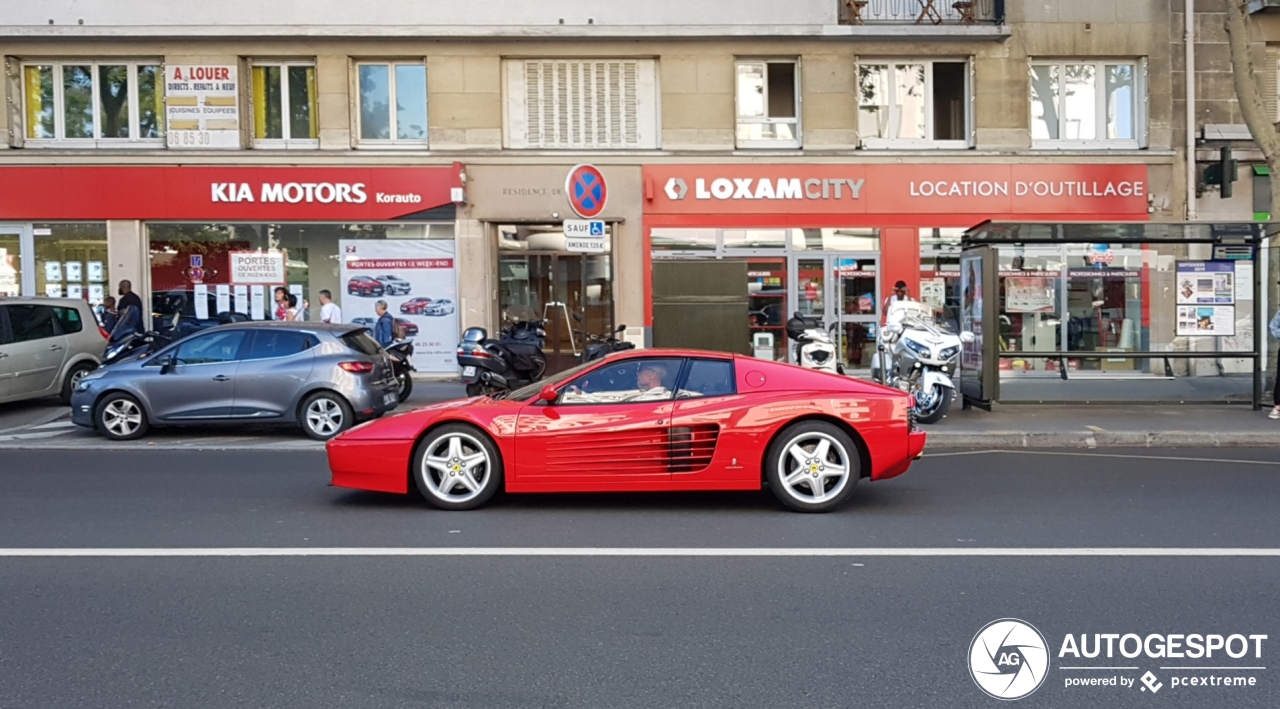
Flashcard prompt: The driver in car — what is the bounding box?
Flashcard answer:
[560,362,671,404]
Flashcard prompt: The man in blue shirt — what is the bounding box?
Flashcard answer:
[374,300,395,347]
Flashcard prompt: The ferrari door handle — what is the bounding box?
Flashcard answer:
[49,345,63,351]
[0,352,7,358]
[213,375,232,382]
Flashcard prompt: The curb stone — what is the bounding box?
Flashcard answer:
[925,430,1280,449]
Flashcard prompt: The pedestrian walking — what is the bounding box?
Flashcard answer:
[374,300,394,347]
[287,293,308,321]
[115,280,143,334]
[98,296,119,333]
[1269,302,1280,419]
[318,290,341,324]
[273,287,290,321]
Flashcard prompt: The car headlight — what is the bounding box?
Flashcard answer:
[904,339,931,358]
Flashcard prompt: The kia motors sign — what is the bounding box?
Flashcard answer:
[0,166,456,220]
[644,164,1151,218]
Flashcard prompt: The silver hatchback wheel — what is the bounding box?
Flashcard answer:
[300,392,354,441]
[413,425,505,510]
[102,399,144,437]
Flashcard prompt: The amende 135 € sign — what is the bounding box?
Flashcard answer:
[229,252,285,285]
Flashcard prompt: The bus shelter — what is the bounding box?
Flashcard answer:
[959,221,1272,409]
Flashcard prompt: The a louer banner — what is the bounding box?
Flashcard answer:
[339,239,459,373]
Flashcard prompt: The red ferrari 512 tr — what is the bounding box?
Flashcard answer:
[326,349,926,513]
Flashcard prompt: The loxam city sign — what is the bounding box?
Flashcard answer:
[644,164,1152,217]
[663,176,865,202]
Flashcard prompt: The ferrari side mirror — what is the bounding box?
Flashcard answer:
[539,385,558,402]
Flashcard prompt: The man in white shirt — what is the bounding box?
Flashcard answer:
[883,280,914,326]
[319,290,342,324]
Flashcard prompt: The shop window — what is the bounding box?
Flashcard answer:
[21,61,163,147]
[651,229,717,254]
[0,232,21,297]
[503,59,658,149]
[251,61,318,148]
[858,60,970,148]
[735,60,800,149]
[34,223,109,306]
[355,61,427,146]
[1030,60,1145,149]
[919,228,964,330]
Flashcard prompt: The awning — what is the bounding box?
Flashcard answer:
[963,220,1276,246]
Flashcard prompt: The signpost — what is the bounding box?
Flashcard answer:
[563,219,607,253]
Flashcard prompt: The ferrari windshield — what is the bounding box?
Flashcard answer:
[503,359,597,401]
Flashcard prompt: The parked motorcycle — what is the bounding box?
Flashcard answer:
[871,300,974,424]
[571,312,635,363]
[103,308,177,366]
[784,312,844,375]
[385,339,415,403]
[456,319,548,397]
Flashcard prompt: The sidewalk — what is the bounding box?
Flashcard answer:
[926,404,1280,449]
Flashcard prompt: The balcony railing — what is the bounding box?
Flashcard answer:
[839,0,1003,24]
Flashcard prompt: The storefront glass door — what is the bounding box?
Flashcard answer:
[793,254,879,370]
[0,226,24,297]
[498,253,614,375]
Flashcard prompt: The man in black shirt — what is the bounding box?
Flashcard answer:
[116,280,144,334]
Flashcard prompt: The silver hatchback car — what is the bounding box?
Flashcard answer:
[71,322,399,441]
[0,297,106,405]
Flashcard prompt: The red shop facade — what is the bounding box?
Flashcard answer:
[640,163,1151,367]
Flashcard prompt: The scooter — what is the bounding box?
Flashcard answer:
[872,300,974,424]
[385,339,415,404]
[572,312,635,363]
[456,318,548,397]
[784,312,844,375]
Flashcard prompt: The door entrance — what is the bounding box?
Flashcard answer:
[496,224,614,375]
[793,254,879,370]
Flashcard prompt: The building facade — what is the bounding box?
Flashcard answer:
[1,0,1267,387]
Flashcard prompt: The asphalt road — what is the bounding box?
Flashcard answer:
[1,448,1279,708]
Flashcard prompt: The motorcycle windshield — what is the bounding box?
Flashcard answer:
[108,306,141,342]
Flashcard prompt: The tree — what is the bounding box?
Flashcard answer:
[1225,0,1280,214]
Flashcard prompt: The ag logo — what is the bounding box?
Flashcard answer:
[969,619,1050,700]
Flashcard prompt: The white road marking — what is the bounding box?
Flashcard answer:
[0,547,1279,558]
[924,449,1280,466]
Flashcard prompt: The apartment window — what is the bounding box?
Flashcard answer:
[251,61,318,148]
[355,61,427,146]
[735,60,800,149]
[1030,60,1145,148]
[504,59,658,149]
[22,61,163,146]
[858,60,970,148]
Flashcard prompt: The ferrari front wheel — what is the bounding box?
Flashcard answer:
[765,421,859,513]
[413,424,504,510]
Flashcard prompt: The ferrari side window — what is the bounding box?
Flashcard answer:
[677,359,737,399]
[558,358,684,405]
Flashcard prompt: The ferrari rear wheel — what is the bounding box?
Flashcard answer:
[413,424,504,510]
[765,421,859,513]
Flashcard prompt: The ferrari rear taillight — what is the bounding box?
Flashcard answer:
[339,361,375,373]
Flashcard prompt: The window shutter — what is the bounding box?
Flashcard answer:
[1265,47,1279,123]
[506,59,656,149]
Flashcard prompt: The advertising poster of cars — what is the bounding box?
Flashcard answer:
[339,239,458,373]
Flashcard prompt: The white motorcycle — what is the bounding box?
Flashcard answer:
[785,312,844,375]
[871,301,974,424]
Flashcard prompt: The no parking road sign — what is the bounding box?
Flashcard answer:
[565,164,608,219]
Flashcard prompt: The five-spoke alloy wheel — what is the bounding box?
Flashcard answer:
[300,391,354,441]
[765,421,860,512]
[95,392,150,441]
[412,424,504,510]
